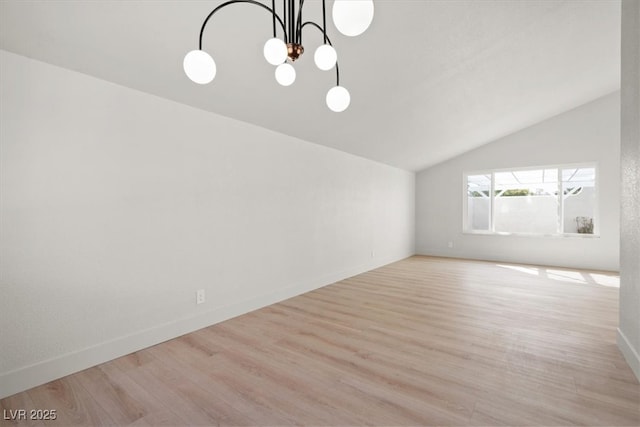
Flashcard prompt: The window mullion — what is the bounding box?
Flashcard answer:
[490,172,495,232]
[558,168,564,234]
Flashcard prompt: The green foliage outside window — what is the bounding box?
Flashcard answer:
[499,189,530,197]
[469,189,531,197]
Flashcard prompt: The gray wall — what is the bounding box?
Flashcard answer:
[416,92,620,271]
[618,0,640,381]
[0,50,416,398]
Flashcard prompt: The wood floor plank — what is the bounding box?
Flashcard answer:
[25,377,116,426]
[129,357,256,426]
[1,256,639,426]
[143,345,293,425]
[110,358,216,426]
[194,326,378,425]
[72,365,150,425]
[0,391,44,427]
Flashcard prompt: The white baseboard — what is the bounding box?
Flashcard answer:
[617,328,640,382]
[0,255,410,400]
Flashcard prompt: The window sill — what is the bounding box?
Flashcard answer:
[463,231,600,238]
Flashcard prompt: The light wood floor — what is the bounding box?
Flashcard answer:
[2,256,639,426]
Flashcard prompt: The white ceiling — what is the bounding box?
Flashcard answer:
[0,0,621,171]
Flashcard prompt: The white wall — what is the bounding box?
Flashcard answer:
[0,50,415,398]
[618,0,640,381]
[468,189,597,234]
[416,92,620,271]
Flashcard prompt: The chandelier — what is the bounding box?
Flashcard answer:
[183,0,374,112]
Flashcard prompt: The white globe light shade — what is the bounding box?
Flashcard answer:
[314,44,337,71]
[183,50,216,84]
[326,86,351,112]
[332,0,374,37]
[275,63,296,86]
[263,38,288,65]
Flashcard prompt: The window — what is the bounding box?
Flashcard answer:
[465,165,597,236]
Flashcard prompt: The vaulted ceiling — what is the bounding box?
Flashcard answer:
[0,0,620,171]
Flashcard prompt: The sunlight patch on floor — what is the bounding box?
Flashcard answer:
[496,264,619,288]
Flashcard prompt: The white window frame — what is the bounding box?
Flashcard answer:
[463,162,600,237]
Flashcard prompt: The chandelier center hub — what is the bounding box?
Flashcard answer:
[287,43,304,61]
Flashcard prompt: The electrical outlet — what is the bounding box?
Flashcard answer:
[371,250,375,258]
[196,289,205,305]
[448,241,454,248]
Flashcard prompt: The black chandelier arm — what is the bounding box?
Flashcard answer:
[300,20,341,86]
[285,0,293,43]
[271,0,276,37]
[283,0,287,40]
[295,0,306,44]
[321,0,327,44]
[198,0,288,50]
[291,0,295,43]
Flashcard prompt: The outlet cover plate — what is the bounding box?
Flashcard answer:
[196,289,205,305]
